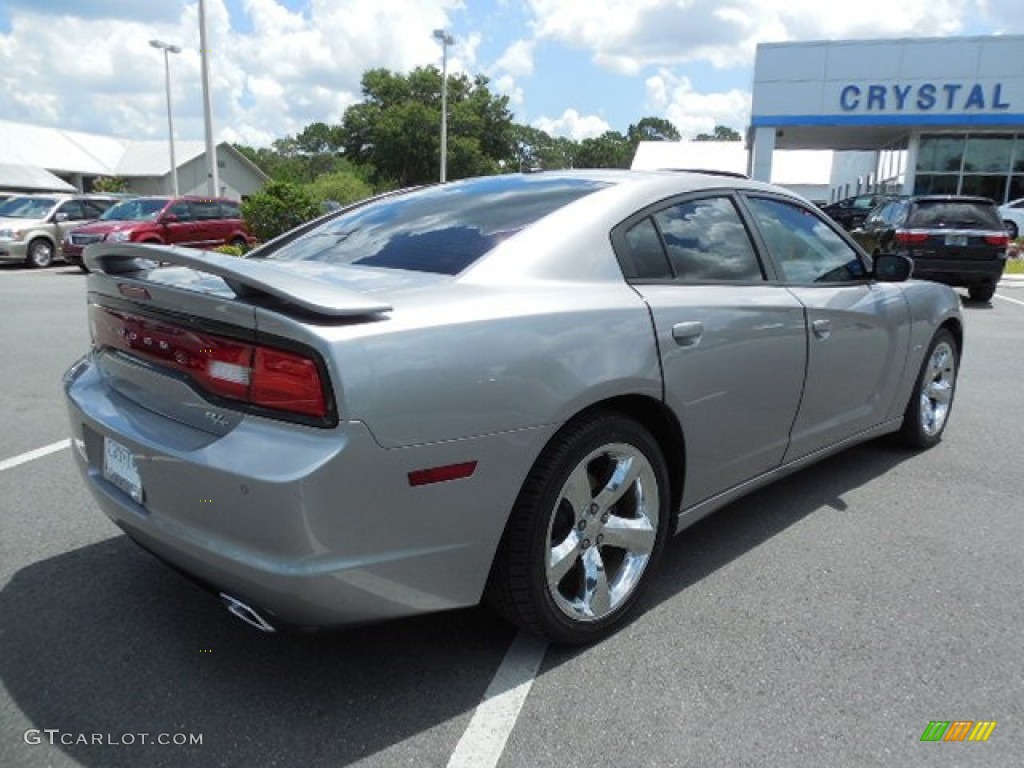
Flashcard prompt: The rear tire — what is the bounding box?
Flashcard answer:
[486,412,671,645]
[968,282,995,303]
[1005,220,1019,240]
[897,329,958,450]
[26,238,54,268]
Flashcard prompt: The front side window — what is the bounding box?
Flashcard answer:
[745,196,866,284]
[166,202,193,221]
[58,201,85,220]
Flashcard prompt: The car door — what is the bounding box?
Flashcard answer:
[53,200,89,241]
[614,193,808,508]
[740,195,911,462]
[161,200,197,246]
[189,199,223,248]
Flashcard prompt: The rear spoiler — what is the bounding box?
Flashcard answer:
[85,243,392,318]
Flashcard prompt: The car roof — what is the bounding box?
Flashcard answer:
[907,195,997,204]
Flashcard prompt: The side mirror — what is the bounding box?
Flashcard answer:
[54,212,69,222]
[161,213,179,224]
[873,253,913,282]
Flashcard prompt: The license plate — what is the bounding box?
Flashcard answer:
[945,234,967,246]
[103,436,143,503]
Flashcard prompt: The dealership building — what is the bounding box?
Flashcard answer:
[749,34,1024,204]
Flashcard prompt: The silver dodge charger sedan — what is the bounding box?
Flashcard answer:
[64,171,962,644]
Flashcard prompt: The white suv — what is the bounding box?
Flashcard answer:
[0,194,116,268]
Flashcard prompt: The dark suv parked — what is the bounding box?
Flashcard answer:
[821,194,893,231]
[853,195,1008,302]
[63,196,253,271]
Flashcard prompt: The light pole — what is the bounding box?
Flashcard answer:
[198,0,220,196]
[150,39,181,196]
[433,28,454,183]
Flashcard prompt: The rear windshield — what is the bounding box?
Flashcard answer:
[101,198,169,222]
[0,197,56,219]
[907,201,1002,229]
[264,175,610,275]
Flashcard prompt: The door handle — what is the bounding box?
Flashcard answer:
[672,321,704,347]
[811,319,832,339]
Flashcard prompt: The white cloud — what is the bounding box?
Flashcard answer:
[494,38,535,77]
[526,0,981,73]
[645,69,750,140]
[532,109,610,140]
[494,75,525,107]
[0,0,464,147]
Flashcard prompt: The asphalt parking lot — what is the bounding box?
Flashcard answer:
[1,263,1022,767]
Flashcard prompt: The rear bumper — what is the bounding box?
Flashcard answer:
[64,354,544,628]
[912,256,1006,287]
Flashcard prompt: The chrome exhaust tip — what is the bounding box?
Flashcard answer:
[219,592,277,633]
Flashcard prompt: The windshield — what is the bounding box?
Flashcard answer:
[0,197,57,219]
[100,198,169,222]
[263,175,610,275]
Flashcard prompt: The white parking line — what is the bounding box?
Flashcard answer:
[0,439,71,472]
[995,292,1024,307]
[447,631,548,768]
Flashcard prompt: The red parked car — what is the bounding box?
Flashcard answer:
[63,196,253,271]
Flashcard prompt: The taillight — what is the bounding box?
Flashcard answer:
[90,304,331,422]
[895,230,929,244]
[984,233,1009,247]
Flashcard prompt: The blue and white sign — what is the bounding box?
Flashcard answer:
[839,83,1011,112]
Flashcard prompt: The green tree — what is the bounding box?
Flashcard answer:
[695,125,742,141]
[240,181,320,242]
[627,117,681,145]
[509,125,576,171]
[340,67,515,187]
[91,176,127,193]
[305,170,373,208]
[574,131,633,169]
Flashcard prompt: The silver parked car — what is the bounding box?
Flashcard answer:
[64,171,962,644]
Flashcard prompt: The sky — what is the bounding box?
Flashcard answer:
[0,0,1022,148]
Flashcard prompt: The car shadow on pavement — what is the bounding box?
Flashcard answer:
[0,535,515,766]
[1,439,915,766]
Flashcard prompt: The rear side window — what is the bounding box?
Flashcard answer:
[652,197,763,281]
[191,201,221,220]
[265,175,609,275]
[907,201,1003,229]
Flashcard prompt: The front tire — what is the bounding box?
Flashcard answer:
[897,329,959,449]
[26,238,55,268]
[487,412,671,644]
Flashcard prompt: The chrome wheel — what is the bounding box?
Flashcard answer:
[545,442,660,623]
[919,340,956,438]
[27,238,54,268]
[487,413,670,644]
